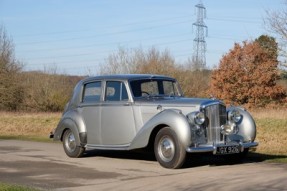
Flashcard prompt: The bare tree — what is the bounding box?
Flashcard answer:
[136,47,176,75]
[0,25,24,111]
[21,67,82,112]
[99,46,177,75]
[99,47,140,74]
[185,57,206,71]
[265,1,287,67]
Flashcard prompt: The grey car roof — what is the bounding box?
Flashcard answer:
[82,74,176,82]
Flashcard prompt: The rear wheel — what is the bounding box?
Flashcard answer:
[154,127,186,169]
[63,129,85,158]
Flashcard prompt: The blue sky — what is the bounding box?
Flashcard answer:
[0,0,285,75]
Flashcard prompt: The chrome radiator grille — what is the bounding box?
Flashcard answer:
[204,104,227,144]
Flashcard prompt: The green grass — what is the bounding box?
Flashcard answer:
[0,135,53,143]
[0,182,41,191]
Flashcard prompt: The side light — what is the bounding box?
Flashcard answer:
[228,109,242,123]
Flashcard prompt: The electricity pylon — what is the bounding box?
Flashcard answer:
[192,1,208,70]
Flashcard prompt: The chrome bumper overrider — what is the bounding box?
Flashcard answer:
[186,142,258,154]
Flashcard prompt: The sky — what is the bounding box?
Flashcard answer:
[0,0,285,75]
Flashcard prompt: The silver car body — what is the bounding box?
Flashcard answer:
[53,74,258,156]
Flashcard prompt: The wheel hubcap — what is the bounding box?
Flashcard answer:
[158,136,175,162]
[65,131,76,153]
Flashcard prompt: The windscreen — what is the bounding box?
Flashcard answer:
[130,79,182,98]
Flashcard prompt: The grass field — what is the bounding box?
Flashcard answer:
[0,112,60,142]
[0,182,40,191]
[249,109,287,157]
[0,109,286,160]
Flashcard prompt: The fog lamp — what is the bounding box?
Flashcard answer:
[221,123,237,135]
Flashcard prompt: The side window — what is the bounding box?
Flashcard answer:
[83,81,102,102]
[141,81,159,95]
[105,81,128,101]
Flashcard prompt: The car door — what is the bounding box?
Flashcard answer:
[80,81,102,145]
[101,81,136,145]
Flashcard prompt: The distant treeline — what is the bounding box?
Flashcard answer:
[1,70,83,112]
[1,62,286,112]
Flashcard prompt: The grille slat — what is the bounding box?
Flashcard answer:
[205,104,226,144]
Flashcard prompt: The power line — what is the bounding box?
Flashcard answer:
[15,14,263,46]
[16,20,194,45]
[14,14,195,38]
[19,32,191,53]
[207,17,262,24]
[23,38,195,62]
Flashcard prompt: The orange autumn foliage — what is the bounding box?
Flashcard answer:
[209,41,286,108]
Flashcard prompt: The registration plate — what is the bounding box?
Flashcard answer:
[216,145,240,155]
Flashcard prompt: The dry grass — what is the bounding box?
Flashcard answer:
[0,112,61,140]
[249,109,287,155]
[250,108,286,119]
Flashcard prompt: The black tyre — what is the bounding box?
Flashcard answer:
[62,129,85,158]
[154,127,186,169]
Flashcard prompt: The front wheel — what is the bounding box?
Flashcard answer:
[154,127,186,169]
[62,129,85,158]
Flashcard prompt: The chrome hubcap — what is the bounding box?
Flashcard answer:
[158,136,175,162]
[65,131,76,153]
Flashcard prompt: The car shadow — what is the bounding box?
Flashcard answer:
[83,149,156,161]
[83,149,287,168]
[184,152,287,168]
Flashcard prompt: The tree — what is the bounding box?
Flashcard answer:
[136,47,177,76]
[99,47,139,74]
[209,40,286,107]
[255,35,278,60]
[0,25,24,111]
[185,57,206,71]
[265,2,287,67]
[20,68,82,112]
[99,46,177,76]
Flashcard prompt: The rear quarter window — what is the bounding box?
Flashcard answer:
[83,81,102,102]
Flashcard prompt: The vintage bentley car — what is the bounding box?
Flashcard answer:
[50,74,258,169]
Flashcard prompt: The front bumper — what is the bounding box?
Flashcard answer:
[186,141,258,154]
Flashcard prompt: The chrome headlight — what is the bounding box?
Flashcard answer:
[194,112,205,125]
[228,109,242,123]
[187,111,205,125]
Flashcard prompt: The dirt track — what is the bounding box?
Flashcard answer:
[0,139,286,191]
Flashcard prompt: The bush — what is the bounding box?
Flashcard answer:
[209,40,286,108]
